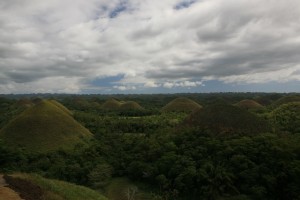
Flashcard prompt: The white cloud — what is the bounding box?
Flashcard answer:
[163,81,203,88]
[0,0,300,93]
[113,85,137,91]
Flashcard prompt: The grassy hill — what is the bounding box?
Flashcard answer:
[101,98,144,111]
[101,98,122,110]
[5,173,107,200]
[162,97,202,113]
[0,100,92,152]
[272,95,300,107]
[120,101,144,111]
[184,104,270,135]
[49,99,73,116]
[234,99,263,110]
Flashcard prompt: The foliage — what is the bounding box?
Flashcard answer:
[11,173,107,200]
[271,102,300,133]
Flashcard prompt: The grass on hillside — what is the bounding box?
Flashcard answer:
[234,99,263,110]
[11,173,107,200]
[162,97,202,113]
[49,100,73,116]
[120,101,144,110]
[272,95,300,107]
[104,178,155,200]
[0,100,92,152]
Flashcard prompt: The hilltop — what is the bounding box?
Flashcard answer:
[184,104,270,135]
[0,100,92,152]
[234,99,263,110]
[120,101,144,111]
[162,97,202,113]
[272,95,300,107]
[101,98,144,111]
[101,98,122,110]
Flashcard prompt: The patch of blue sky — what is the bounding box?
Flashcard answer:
[198,80,300,93]
[175,0,197,10]
[89,74,124,87]
[109,1,128,18]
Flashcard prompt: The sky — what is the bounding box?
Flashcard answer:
[0,0,300,94]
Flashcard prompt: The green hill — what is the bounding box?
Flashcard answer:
[0,100,92,152]
[101,98,122,110]
[234,99,263,110]
[120,101,144,111]
[162,97,202,113]
[5,173,107,200]
[272,95,300,107]
[49,99,73,115]
[184,104,270,135]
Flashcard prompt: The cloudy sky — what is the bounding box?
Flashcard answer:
[1,0,300,94]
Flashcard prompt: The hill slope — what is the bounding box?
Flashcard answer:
[235,99,263,110]
[5,173,107,200]
[0,100,92,152]
[272,95,300,107]
[101,98,122,110]
[162,97,202,113]
[120,101,144,111]
[184,104,270,135]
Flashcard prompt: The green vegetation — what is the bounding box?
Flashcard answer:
[0,93,300,200]
[0,100,92,152]
[184,104,270,135]
[162,97,202,113]
[271,102,300,133]
[10,173,107,200]
[271,95,300,107]
[104,178,154,200]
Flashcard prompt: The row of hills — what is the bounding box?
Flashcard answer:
[0,95,300,153]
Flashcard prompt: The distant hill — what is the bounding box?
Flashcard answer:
[183,104,270,135]
[14,98,34,108]
[0,100,92,152]
[234,99,263,110]
[101,98,122,110]
[162,97,202,113]
[120,101,144,111]
[272,95,300,107]
[4,173,107,200]
[101,98,144,111]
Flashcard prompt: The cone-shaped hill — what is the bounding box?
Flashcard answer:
[162,97,202,113]
[120,101,144,110]
[183,104,270,135]
[235,99,263,110]
[101,98,144,111]
[272,95,300,107]
[49,99,73,115]
[101,98,122,110]
[0,100,92,152]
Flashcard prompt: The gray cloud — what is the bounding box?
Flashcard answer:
[0,0,300,93]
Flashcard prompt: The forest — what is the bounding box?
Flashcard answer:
[0,93,300,200]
